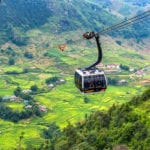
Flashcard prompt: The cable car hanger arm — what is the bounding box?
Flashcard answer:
[83,32,102,70]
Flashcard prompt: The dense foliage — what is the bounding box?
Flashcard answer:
[0,87,43,122]
[1,0,149,45]
[0,103,42,122]
[120,64,129,71]
[45,77,58,84]
[0,0,52,30]
[40,87,150,149]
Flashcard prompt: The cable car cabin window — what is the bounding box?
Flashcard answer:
[95,75,106,88]
[75,71,82,90]
[83,73,107,93]
[84,76,94,90]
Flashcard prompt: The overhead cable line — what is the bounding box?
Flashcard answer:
[99,10,150,34]
[62,10,150,47]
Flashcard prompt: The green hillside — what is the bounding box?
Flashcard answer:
[0,0,150,149]
[0,0,150,45]
[41,87,150,149]
[0,0,118,45]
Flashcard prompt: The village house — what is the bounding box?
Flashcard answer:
[39,105,47,112]
[3,96,11,101]
[22,89,32,94]
[47,84,54,88]
[105,64,120,69]
[118,79,127,85]
[135,70,145,77]
[56,79,66,84]
[96,63,105,68]
[3,95,18,101]
[97,63,120,70]
[25,105,32,109]
[10,95,18,101]
[129,68,134,72]
[60,79,65,83]
[104,64,121,73]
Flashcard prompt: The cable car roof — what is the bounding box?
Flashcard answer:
[76,68,105,76]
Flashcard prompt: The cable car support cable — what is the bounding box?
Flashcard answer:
[61,10,150,48]
[83,32,102,70]
[99,10,150,34]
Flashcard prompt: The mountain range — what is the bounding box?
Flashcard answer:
[0,0,150,45]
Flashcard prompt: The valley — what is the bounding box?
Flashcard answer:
[0,29,149,149]
[0,0,150,149]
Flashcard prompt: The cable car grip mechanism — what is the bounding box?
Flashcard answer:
[82,32,102,70]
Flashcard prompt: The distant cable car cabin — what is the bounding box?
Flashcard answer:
[74,32,107,93]
[58,44,67,51]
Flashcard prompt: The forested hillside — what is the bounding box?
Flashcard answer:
[0,0,117,44]
[0,0,150,45]
[41,87,150,150]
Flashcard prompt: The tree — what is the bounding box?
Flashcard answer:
[64,124,78,147]
[120,64,129,71]
[24,52,33,59]
[116,40,122,45]
[8,25,28,46]
[107,77,118,85]
[72,142,95,150]
[43,123,61,139]
[20,93,33,100]
[8,58,15,65]
[17,132,25,150]
[84,97,89,103]
[14,87,22,96]
[45,77,59,85]
[0,96,2,102]
[32,104,42,116]
[22,68,29,73]
[30,85,38,92]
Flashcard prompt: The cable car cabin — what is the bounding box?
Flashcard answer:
[75,68,107,93]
